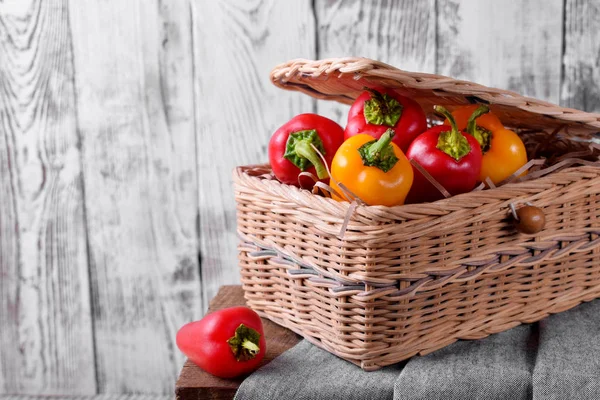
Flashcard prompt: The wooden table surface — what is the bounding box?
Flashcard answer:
[175,286,301,399]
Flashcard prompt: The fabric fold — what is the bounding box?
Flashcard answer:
[532,299,600,400]
[234,341,402,400]
[393,324,537,400]
[235,299,600,400]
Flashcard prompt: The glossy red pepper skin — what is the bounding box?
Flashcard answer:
[445,105,528,185]
[345,89,427,153]
[405,125,483,204]
[176,306,266,379]
[269,113,344,188]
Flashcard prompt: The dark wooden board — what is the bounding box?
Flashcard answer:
[175,286,301,400]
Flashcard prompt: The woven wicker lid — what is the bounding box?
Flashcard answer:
[270,57,600,139]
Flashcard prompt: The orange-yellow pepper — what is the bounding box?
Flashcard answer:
[330,129,413,207]
[444,105,528,185]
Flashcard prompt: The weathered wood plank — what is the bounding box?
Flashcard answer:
[192,0,317,308]
[561,0,600,112]
[68,0,201,393]
[0,396,172,400]
[0,0,95,395]
[315,0,437,125]
[437,0,564,103]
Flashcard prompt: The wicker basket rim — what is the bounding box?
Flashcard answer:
[233,163,600,221]
[270,57,600,139]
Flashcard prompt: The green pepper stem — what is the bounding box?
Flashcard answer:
[242,339,260,355]
[295,141,328,179]
[367,129,394,160]
[466,105,490,136]
[363,88,403,127]
[357,128,399,172]
[434,105,471,161]
[465,105,492,152]
[227,324,262,362]
[434,105,459,132]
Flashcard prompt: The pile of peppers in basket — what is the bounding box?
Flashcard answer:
[268,88,528,207]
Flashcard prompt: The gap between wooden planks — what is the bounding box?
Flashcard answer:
[175,286,301,400]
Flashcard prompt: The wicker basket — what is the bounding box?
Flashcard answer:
[233,57,600,371]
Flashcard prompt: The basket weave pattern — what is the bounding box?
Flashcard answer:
[234,58,600,370]
[270,58,600,136]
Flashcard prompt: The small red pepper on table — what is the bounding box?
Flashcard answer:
[176,306,266,379]
[405,106,484,204]
[269,113,344,188]
[345,88,428,153]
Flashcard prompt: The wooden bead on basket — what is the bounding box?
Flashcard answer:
[515,206,546,234]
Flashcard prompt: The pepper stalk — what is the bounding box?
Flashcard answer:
[283,129,328,179]
[434,105,471,162]
[466,105,492,153]
[357,128,399,172]
[227,324,261,362]
[363,88,404,127]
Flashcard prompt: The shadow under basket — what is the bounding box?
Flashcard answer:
[233,57,600,371]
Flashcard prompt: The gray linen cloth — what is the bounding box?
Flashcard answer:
[235,300,600,400]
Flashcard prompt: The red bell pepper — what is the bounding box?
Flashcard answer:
[344,88,427,153]
[269,113,344,188]
[445,105,528,185]
[405,106,483,204]
[176,306,266,379]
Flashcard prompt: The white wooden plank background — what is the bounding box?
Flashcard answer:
[0,0,95,395]
[437,0,564,103]
[193,0,317,307]
[68,0,201,394]
[316,0,437,125]
[0,0,599,396]
[561,0,600,110]
[0,396,172,400]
